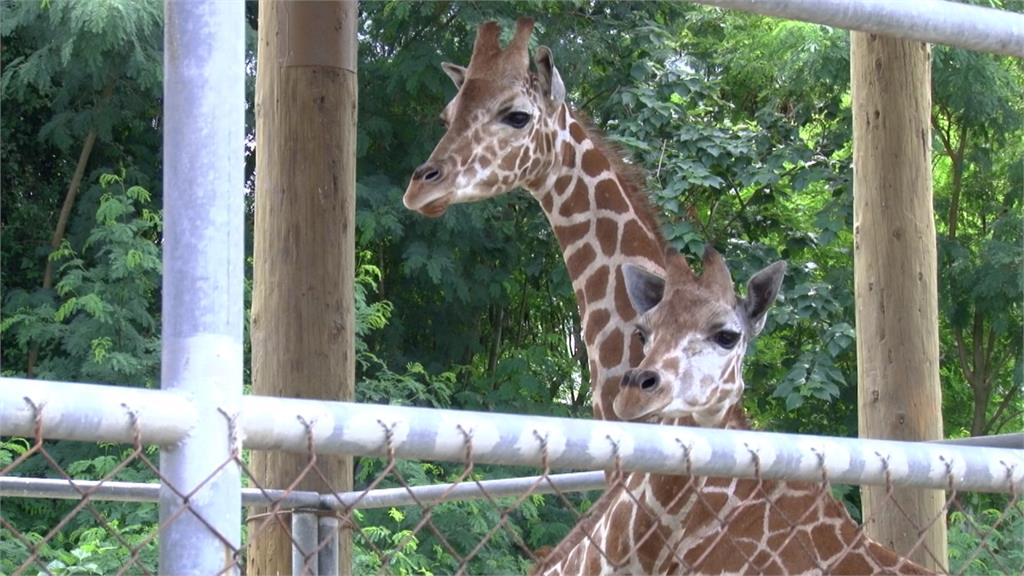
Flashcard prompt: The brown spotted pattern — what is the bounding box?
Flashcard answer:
[398,20,927,576]
[534,255,933,576]
[402,19,668,423]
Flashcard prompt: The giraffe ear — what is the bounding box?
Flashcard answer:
[441,62,467,89]
[534,46,565,106]
[743,261,786,336]
[623,264,666,316]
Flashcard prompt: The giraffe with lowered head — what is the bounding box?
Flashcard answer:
[404,18,667,422]
[532,248,933,575]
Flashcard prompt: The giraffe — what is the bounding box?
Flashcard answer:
[403,18,667,422]
[533,248,934,575]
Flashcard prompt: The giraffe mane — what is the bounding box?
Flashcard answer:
[570,110,667,245]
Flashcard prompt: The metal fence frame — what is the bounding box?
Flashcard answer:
[3,379,1022,494]
[159,3,245,573]
[690,0,1024,58]
[2,0,1023,574]
[2,381,1022,573]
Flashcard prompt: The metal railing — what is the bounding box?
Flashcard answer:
[690,0,1024,57]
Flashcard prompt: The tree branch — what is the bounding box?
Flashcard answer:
[983,324,999,377]
[985,381,1020,436]
[971,309,984,382]
[954,326,974,383]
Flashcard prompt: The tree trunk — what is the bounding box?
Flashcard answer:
[851,33,947,570]
[249,2,357,574]
[26,129,97,376]
[487,306,504,377]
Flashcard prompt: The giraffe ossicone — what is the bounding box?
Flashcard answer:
[405,18,668,421]
[535,249,934,575]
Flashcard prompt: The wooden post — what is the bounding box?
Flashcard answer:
[851,32,947,570]
[249,1,357,574]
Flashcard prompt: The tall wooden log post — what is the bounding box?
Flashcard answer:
[851,33,947,570]
[249,1,357,574]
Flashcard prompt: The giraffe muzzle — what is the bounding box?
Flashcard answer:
[614,369,672,421]
[403,163,453,217]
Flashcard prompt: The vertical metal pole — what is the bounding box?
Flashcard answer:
[292,511,320,576]
[159,1,244,575]
[318,515,341,576]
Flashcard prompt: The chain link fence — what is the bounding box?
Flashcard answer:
[2,391,1021,575]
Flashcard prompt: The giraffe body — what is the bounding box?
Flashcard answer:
[534,251,933,575]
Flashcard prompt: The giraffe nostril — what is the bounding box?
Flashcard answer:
[413,163,444,183]
[622,369,659,391]
[639,372,659,391]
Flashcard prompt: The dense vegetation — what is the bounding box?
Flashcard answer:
[2,1,1021,573]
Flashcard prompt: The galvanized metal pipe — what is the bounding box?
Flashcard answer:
[0,472,606,509]
[240,396,1024,494]
[318,516,341,576]
[292,512,319,576]
[2,380,1021,494]
[0,378,194,445]
[0,476,319,508]
[934,433,1024,450]
[689,0,1024,58]
[160,1,245,574]
[317,470,607,510]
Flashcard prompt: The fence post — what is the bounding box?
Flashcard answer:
[292,511,320,576]
[159,1,245,574]
[851,32,947,569]
[318,515,341,576]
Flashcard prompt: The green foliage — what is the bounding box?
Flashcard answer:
[352,458,597,574]
[1,521,158,575]
[2,0,164,371]
[947,495,1024,575]
[931,47,1023,436]
[2,174,161,385]
[582,12,860,432]
[0,438,159,574]
[354,249,457,408]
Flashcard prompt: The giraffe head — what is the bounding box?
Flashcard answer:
[614,248,786,426]
[403,18,565,217]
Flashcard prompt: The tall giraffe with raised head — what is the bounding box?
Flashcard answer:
[533,248,933,575]
[404,18,666,421]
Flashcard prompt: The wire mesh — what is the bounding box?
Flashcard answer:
[1,403,1021,576]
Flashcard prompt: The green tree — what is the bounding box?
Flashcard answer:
[1,0,163,376]
[932,48,1023,436]
[2,174,161,385]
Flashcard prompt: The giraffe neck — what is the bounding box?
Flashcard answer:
[534,404,933,575]
[524,104,666,420]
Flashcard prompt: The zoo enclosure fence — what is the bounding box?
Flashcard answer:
[1,378,1022,574]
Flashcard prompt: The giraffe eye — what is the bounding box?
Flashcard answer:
[502,111,531,129]
[634,328,648,346]
[712,330,741,349]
